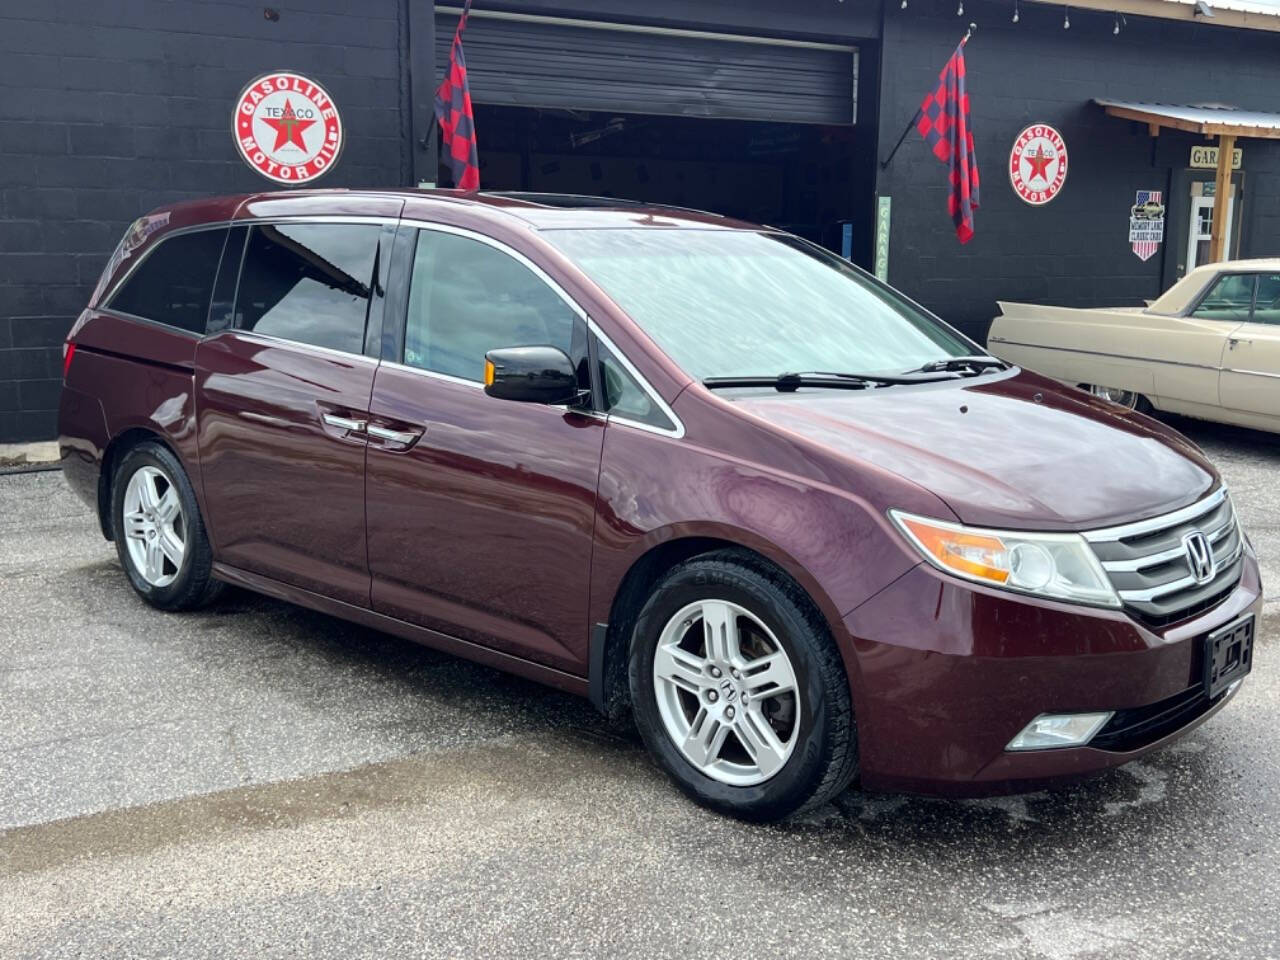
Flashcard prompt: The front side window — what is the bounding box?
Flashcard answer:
[545,228,974,381]
[1192,273,1256,322]
[404,230,580,382]
[235,223,380,354]
[1251,274,1280,325]
[598,340,673,430]
[107,228,229,334]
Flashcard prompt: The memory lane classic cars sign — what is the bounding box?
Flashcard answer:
[1009,124,1068,205]
[1129,189,1166,261]
[233,72,343,184]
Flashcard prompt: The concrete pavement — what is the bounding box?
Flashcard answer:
[1,414,1278,959]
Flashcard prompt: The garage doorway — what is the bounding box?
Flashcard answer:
[433,8,873,264]
[456,105,863,256]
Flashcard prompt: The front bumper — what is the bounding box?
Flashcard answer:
[842,550,1262,796]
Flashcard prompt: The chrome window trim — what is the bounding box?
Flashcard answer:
[381,358,484,389]
[96,307,204,340]
[399,218,686,439]
[1082,487,1228,543]
[210,327,380,366]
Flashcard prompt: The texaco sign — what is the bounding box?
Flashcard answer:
[1009,124,1068,205]
[233,72,343,184]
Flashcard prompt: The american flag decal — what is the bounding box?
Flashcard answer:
[1130,190,1164,262]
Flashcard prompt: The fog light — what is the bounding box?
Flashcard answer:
[1006,712,1114,751]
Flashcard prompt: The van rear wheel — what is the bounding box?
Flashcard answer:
[628,552,857,821]
[111,442,221,611]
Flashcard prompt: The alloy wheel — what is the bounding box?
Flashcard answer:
[652,599,801,786]
[121,465,186,587]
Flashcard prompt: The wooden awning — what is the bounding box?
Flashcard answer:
[1095,99,1280,139]
[1096,100,1280,261]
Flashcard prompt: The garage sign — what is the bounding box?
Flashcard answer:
[1009,124,1068,205]
[233,72,343,184]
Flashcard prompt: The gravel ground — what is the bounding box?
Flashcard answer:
[1,414,1277,959]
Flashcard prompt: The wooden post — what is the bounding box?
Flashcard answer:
[1209,133,1235,263]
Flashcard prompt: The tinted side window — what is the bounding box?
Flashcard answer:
[1192,273,1256,322]
[1252,274,1280,326]
[598,340,674,431]
[404,230,579,382]
[107,228,229,334]
[236,223,380,354]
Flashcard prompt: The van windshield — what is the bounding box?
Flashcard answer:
[545,228,974,381]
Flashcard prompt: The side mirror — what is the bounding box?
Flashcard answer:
[484,345,581,405]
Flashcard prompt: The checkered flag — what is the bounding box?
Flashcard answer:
[916,41,980,244]
[434,0,480,190]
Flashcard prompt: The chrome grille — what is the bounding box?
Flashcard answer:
[1084,488,1244,626]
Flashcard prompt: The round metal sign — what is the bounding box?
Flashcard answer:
[1009,124,1068,205]
[233,72,343,184]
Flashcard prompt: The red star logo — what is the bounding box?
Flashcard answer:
[1024,145,1054,183]
[260,98,316,151]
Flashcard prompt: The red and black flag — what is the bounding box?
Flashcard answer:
[434,0,480,190]
[916,40,980,243]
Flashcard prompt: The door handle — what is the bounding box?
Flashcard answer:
[321,413,367,433]
[366,424,422,445]
[1228,338,1254,349]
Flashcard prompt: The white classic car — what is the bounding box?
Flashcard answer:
[989,259,1280,434]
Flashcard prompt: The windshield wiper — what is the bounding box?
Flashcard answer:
[703,373,872,393]
[905,355,1009,375]
[703,369,955,393]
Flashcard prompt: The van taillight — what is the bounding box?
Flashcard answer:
[62,341,76,380]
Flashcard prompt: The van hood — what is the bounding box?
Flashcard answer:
[732,370,1216,530]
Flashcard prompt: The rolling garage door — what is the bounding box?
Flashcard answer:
[434,8,858,125]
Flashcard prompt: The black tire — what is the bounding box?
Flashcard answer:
[110,441,222,611]
[628,550,857,821]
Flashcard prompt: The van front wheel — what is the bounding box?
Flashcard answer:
[628,552,857,821]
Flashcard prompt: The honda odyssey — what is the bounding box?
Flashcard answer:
[58,190,1261,820]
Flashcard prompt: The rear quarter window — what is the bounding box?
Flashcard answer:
[106,227,230,335]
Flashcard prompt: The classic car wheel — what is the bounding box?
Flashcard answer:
[1086,384,1142,410]
[628,551,858,821]
[112,442,222,611]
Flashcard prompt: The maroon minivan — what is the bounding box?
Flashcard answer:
[58,190,1261,820]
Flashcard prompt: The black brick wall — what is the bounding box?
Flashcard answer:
[6,0,1280,440]
[0,0,407,442]
[877,0,1280,342]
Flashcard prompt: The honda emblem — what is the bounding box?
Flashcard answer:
[1183,531,1215,584]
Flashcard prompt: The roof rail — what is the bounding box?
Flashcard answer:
[482,191,725,219]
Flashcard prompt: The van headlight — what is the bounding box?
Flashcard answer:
[890,511,1121,607]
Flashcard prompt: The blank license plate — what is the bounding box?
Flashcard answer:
[1204,615,1254,699]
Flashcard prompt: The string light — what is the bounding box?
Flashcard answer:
[1013,0,1020,21]
[1063,5,1071,28]
[901,0,908,8]
[957,0,964,15]
[1113,11,1126,32]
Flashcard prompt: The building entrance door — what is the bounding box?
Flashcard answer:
[1186,194,1235,271]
